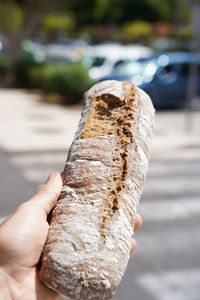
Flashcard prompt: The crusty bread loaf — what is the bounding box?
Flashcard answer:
[39,80,155,300]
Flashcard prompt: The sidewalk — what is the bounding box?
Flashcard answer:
[0,89,200,155]
[0,89,81,152]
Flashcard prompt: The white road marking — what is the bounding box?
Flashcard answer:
[23,169,55,184]
[10,152,67,184]
[10,152,67,165]
[136,225,200,258]
[137,269,200,300]
[144,176,200,195]
[139,198,200,221]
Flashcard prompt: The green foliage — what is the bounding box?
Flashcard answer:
[179,1,192,23]
[30,63,92,104]
[0,0,194,72]
[122,21,153,42]
[93,0,109,21]
[14,52,39,87]
[0,55,10,71]
[144,0,173,21]
[177,27,194,40]
[0,2,23,33]
[65,0,190,25]
[41,13,75,39]
[0,55,11,78]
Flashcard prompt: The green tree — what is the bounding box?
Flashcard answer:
[65,0,190,26]
[41,13,75,40]
[0,0,192,62]
[122,20,153,42]
[0,0,59,62]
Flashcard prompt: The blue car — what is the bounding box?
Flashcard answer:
[99,52,200,109]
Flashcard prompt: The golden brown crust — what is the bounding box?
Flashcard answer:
[39,80,155,300]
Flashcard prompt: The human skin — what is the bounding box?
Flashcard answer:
[0,171,142,300]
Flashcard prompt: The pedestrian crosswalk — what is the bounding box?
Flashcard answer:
[6,147,200,228]
[140,197,200,221]
[137,269,200,300]
[8,148,200,223]
[10,151,67,185]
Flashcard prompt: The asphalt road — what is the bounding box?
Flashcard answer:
[0,89,200,300]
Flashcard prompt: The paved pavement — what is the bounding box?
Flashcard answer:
[0,89,200,300]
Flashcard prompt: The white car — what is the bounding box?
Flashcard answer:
[86,43,153,81]
[46,38,90,62]
[22,40,47,63]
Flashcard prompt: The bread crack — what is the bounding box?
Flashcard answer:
[80,82,136,247]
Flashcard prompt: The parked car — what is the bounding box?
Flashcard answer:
[22,40,47,63]
[100,52,200,109]
[46,38,89,62]
[85,43,153,81]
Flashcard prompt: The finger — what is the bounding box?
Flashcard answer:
[134,214,143,232]
[130,239,137,256]
[29,171,63,215]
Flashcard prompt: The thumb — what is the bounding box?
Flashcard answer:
[29,171,63,215]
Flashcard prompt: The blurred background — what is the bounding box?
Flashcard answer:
[0,0,200,299]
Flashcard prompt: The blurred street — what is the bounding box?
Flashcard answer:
[0,90,200,300]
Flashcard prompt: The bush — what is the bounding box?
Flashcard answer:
[30,63,92,104]
[14,51,39,87]
[0,55,11,82]
[0,52,38,87]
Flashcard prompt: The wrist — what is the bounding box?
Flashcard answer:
[0,267,13,300]
[0,266,61,300]
[0,266,26,300]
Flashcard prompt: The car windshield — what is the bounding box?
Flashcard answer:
[91,56,106,67]
[113,59,158,78]
[113,60,145,75]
